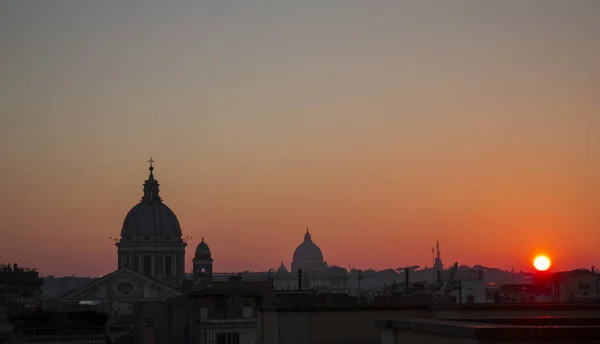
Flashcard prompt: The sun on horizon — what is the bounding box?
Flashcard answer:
[533,255,551,272]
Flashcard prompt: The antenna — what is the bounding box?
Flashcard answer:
[357,270,364,304]
[432,246,435,281]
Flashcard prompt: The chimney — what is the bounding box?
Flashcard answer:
[297,269,303,290]
[405,268,410,288]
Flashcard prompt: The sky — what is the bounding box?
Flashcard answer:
[1,0,599,277]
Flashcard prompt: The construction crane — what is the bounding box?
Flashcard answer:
[441,262,459,297]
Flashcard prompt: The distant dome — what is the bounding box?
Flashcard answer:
[277,262,288,273]
[292,229,324,262]
[195,238,212,260]
[120,163,182,239]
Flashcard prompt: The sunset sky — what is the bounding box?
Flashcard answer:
[1,0,599,277]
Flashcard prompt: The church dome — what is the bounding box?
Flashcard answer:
[120,161,182,240]
[195,238,212,260]
[292,229,324,262]
[121,203,182,239]
[277,262,288,273]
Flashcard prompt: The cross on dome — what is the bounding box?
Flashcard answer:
[147,157,155,178]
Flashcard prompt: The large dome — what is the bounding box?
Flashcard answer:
[121,202,182,239]
[292,229,324,262]
[119,161,182,240]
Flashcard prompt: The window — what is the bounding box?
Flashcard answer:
[143,256,152,276]
[165,256,172,276]
[215,297,226,311]
[216,333,239,344]
[117,282,134,295]
[578,282,592,291]
[176,256,183,276]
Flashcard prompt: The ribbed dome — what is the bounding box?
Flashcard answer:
[119,161,182,239]
[292,229,324,262]
[121,202,182,238]
[195,238,212,259]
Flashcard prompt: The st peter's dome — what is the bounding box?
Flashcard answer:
[292,229,324,262]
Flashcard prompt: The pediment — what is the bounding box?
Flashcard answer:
[62,268,183,301]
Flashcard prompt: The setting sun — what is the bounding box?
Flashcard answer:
[533,255,551,271]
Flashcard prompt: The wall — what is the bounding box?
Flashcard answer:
[260,304,600,344]
[381,318,600,344]
[260,306,430,344]
[555,273,600,301]
[133,301,170,344]
[450,280,487,304]
[430,303,600,320]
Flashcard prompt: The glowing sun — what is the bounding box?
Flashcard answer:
[533,255,551,271]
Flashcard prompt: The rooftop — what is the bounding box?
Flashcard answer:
[380,317,600,342]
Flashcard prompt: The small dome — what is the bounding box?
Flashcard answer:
[277,262,288,273]
[195,238,212,259]
[292,229,324,262]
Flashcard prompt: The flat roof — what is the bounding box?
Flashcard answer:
[379,318,600,341]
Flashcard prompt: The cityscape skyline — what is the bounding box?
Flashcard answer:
[2,1,600,277]
[0,158,588,277]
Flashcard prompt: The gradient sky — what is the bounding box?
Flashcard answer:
[1,0,599,277]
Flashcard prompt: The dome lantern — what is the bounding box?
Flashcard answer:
[142,157,161,202]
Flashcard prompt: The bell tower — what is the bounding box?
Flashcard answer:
[193,238,214,289]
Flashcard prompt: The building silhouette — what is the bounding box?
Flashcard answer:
[116,159,187,286]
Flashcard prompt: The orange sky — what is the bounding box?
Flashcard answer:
[1,1,599,277]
